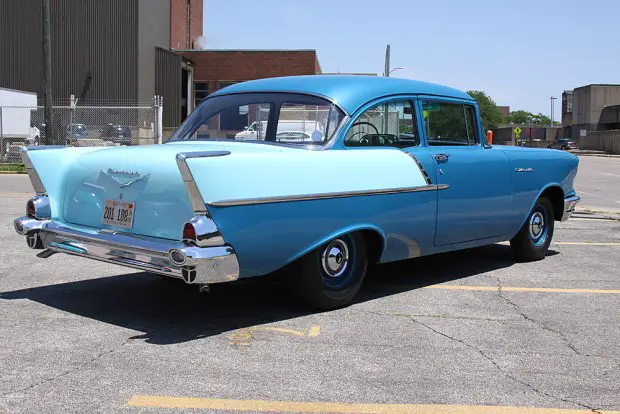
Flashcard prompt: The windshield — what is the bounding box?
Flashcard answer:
[169,92,345,145]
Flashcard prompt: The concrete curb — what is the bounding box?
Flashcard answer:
[0,171,26,174]
[570,151,620,158]
[575,206,620,220]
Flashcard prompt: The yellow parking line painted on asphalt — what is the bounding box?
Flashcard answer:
[554,242,620,246]
[570,217,618,221]
[127,396,620,413]
[307,326,321,337]
[0,191,31,197]
[425,285,620,294]
[258,327,307,337]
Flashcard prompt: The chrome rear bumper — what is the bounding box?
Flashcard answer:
[14,217,239,284]
[561,195,580,221]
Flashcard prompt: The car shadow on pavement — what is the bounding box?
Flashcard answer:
[0,244,558,345]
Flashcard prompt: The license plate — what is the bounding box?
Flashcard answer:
[102,199,135,229]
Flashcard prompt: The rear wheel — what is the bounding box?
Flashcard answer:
[510,197,555,261]
[294,233,367,310]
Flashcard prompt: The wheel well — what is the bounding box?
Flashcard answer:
[359,230,384,264]
[540,186,564,221]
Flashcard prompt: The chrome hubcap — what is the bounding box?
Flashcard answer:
[529,212,545,240]
[321,239,349,278]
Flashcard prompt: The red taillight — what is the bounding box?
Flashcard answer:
[183,222,197,241]
[26,200,35,217]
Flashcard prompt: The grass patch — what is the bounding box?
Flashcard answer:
[0,163,26,173]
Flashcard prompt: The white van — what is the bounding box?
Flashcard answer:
[235,119,324,141]
[234,121,267,140]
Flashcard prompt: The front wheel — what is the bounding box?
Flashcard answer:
[294,233,368,310]
[510,197,555,261]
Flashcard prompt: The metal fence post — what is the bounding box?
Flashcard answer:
[153,95,163,144]
[0,106,4,159]
[69,94,77,146]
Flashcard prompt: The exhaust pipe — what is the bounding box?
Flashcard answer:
[168,248,187,266]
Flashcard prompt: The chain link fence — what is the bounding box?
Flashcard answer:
[1,96,163,164]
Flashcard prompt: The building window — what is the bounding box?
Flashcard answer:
[195,82,209,108]
[218,81,237,90]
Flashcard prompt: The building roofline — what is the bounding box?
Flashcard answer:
[0,86,37,95]
[574,84,620,89]
[172,48,318,53]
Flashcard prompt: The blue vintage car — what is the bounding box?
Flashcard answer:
[14,76,580,309]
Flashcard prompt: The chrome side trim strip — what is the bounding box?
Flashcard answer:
[19,148,47,195]
[175,151,230,214]
[209,184,450,207]
[22,145,66,151]
[406,153,432,185]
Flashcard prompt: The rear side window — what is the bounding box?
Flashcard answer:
[276,103,338,143]
[423,101,478,146]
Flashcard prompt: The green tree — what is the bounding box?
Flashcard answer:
[466,90,506,130]
[508,110,534,124]
[531,113,551,125]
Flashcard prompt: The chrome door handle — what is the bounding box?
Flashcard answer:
[435,153,450,163]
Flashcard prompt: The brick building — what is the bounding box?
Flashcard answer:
[169,1,323,126]
[177,50,322,109]
[170,0,203,50]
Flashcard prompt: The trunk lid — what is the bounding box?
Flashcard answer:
[63,141,294,240]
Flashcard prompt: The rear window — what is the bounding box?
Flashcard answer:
[170,93,345,146]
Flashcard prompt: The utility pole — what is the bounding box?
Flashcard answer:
[42,0,53,145]
[550,96,557,127]
[384,44,390,77]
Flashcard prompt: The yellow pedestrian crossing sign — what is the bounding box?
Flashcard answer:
[514,127,522,139]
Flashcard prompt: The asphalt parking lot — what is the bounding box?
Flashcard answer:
[0,155,619,413]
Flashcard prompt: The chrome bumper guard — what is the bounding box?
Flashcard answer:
[561,195,580,222]
[13,217,240,284]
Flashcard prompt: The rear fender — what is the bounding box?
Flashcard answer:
[21,146,105,219]
[286,224,388,265]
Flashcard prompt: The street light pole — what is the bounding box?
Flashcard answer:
[384,44,390,77]
[550,96,557,127]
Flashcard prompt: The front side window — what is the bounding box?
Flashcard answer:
[423,101,478,146]
[170,93,345,146]
[344,100,418,148]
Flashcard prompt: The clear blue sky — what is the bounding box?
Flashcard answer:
[203,0,620,117]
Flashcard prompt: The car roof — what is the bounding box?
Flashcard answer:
[210,75,474,115]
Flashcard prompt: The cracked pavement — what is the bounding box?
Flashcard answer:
[1,169,619,413]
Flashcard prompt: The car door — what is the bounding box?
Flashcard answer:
[418,98,514,246]
[343,97,438,257]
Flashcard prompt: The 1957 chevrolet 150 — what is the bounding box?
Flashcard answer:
[14,76,580,309]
